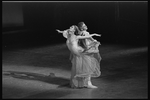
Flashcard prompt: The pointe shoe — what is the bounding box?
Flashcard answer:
[87,81,98,89]
[87,85,98,89]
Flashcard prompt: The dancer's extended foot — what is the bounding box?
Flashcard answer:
[87,80,98,89]
[87,85,98,89]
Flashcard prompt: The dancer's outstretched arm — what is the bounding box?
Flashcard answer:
[56,29,65,34]
[92,33,101,37]
[56,29,68,38]
[77,34,101,39]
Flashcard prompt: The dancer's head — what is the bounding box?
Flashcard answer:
[69,25,80,36]
[69,25,76,33]
[78,22,88,31]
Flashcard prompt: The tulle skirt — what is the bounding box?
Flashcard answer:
[70,53,101,88]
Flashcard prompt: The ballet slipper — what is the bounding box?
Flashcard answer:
[87,85,98,89]
[87,81,98,89]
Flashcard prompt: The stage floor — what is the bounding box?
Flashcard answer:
[2,43,148,99]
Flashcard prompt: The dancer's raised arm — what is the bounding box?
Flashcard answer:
[77,34,101,39]
[92,33,101,37]
[56,29,69,39]
[56,29,65,34]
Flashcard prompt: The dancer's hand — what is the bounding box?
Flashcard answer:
[91,34,101,37]
[94,33,101,37]
[56,29,63,33]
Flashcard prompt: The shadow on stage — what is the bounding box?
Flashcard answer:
[3,71,70,88]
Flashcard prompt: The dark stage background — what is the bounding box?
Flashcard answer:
[2,1,148,50]
[2,2,148,99]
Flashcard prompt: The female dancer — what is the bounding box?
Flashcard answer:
[56,25,101,88]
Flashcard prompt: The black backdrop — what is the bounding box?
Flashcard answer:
[2,2,148,47]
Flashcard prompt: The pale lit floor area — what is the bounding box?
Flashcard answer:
[2,43,148,99]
